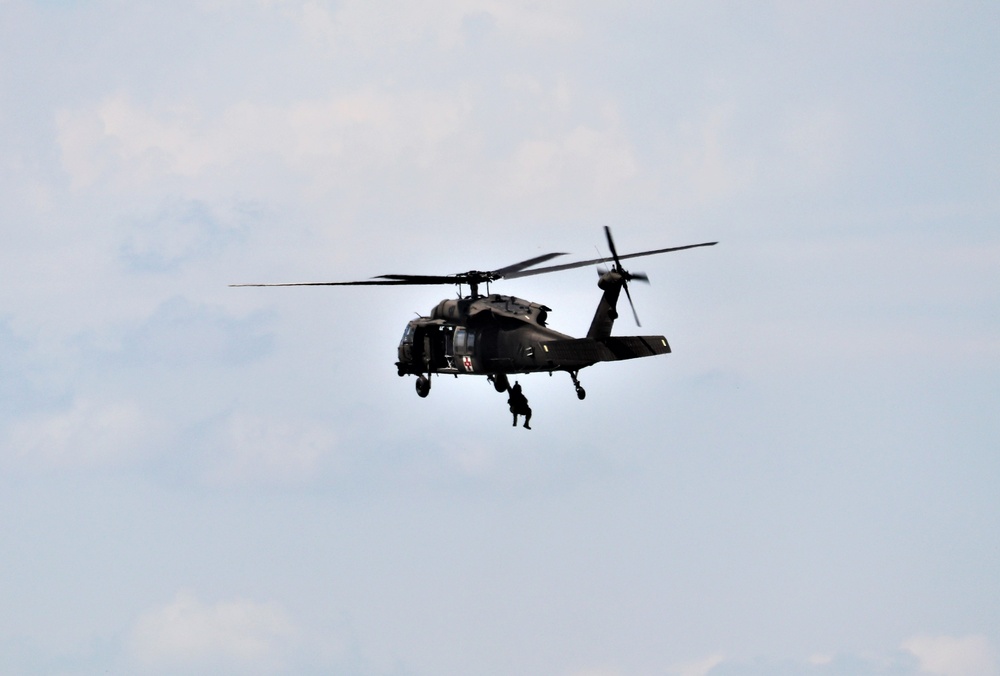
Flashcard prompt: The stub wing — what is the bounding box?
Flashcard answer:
[539,336,671,368]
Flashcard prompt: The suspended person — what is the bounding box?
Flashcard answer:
[507,381,532,430]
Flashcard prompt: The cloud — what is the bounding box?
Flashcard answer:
[200,412,338,486]
[129,590,296,673]
[54,83,644,225]
[669,639,1000,676]
[670,105,758,207]
[56,89,475,193]
[274,0,581,53]
[445,440,497,476]
[4,397,158,471]
[120,198,248,273]
[118,296,272,367]
[668,653,726,676]
[500,117,639,201]
[700,653,919,675]
[902,634,997,676]
[777,106,850,187]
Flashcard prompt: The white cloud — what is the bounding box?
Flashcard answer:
[447,441,497,476]
[57,95,206,188]
[56,89,474,191]
[55,83,644,218]
[273,0,580,53]
[500,118,638,201]
[668,653,726,676]
[5,398,157,470]
[807,653,835,666]
[671,105,757,206]
[202,412,337,486]
[683,641,998,676]
[779,106,850,186]
[902,634,997,676]
[567,669,623,676]
[130,590,296,673]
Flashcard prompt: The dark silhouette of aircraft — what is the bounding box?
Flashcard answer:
[233,227,715,401]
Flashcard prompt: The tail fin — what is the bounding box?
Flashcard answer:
[586,272,625,340]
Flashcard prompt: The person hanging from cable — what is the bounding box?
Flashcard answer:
[507,381,532,430]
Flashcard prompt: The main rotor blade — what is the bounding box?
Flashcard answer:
[503,241,717,279]
[231,242,714,288]
[493,252,568,277]
[233,252,571,289]
[375,253,566,284]
[229,280,420,287]
[375,274,466,284]
[379,252,571,284]
[369,252,570,284]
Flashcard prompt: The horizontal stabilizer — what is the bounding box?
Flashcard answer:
[539,335,671,368]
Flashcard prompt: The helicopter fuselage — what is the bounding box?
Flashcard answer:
[396,294,574,378]
[396,270,673,399]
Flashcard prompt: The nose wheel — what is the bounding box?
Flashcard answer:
[570,371,586,400]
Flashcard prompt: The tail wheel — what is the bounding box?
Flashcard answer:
[415,376,431,398]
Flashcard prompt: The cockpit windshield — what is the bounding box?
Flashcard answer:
[400,324,414,345]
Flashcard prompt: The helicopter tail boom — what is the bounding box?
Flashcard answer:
[539,335,671,368]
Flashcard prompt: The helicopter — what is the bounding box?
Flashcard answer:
[232,227,715,401]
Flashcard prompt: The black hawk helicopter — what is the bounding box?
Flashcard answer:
[232,227,715,401]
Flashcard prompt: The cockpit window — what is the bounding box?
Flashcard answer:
[400,324,414,344]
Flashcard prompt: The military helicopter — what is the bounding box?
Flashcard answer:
[232,227,715,401]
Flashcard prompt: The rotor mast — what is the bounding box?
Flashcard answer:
[467,276,483,300]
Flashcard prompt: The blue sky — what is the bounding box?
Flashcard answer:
[1,1,998,674]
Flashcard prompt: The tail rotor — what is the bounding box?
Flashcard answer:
[603,225,647,327]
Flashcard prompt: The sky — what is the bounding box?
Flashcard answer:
[1,0,999,674]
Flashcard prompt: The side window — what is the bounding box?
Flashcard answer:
[454,328,467,354]
[466,330,475,353]
[444,326,455,357]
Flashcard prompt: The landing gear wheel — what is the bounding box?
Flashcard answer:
[491,373,510,393]
[415,375,431,398]
[569,370,586,401]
